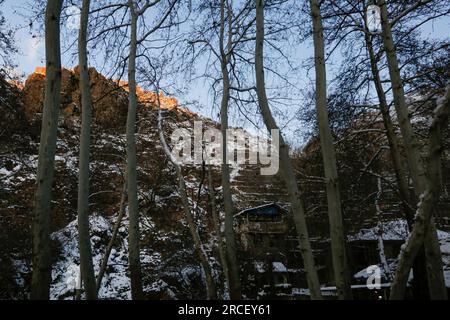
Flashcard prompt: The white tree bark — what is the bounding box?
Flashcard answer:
[77,0,97,300]
[208,163,230,299]
[375,178,392,282]
[365,33,413,224]
[309,0,352,299]
[218,0,241,299]
[126,0,143,300]
[31,0,63,300]
[255,0,322,300]
[96,182,127,294]
[390,86,450,299]
[365,29,429,298]
[157,99,217,300]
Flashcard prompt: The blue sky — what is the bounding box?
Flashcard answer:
[3,0,450,146]
[3,0,44,76]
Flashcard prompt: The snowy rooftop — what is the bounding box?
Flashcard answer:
[348,219,409,241]
[348,219,450,242]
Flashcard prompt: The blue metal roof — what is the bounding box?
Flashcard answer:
[237,203,285,216]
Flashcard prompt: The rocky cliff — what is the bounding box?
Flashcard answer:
[20,66,194,130]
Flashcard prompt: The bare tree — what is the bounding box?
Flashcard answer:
[308,0,352,299]
[255,0,322,300]
[77,0,97,300]
[126,0,143,300]
[31,0,63,300]
[390,86,450,299]
[207,161,230,299]
[364,32,412,223]
[375,177,392,282]
[155,87,217,299]
[364,30,430,298]
[96,182,127,295]
[125,0,181,300]
[379,0,447,299]
[218,0,242,299]
[321,0,449,299]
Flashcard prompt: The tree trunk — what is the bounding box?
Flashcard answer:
[219,76,241,300]
[77,0,97,300]
[375,178,392,282]
[379,0,447,299]
[255,0,322,300]
[157,105,217,300]
[96,182,127,295]
[126,1,143,300]
[390,86,450,299]
[208,163,230,299]
[31,0,63,300]
[178,177,217,300]
[219,0,241,300]
[365,33,413,224]
[309,0,352,300]
[365,30,430,299]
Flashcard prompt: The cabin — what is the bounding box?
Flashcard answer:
[235,203,289,251]
[236,203,308,298]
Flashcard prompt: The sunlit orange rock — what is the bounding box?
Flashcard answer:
[21,65,197,126]
[34,67,46,76]
[114,79,179,109]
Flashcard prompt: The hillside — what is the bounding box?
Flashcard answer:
[1,67,450,300]
[0,67,294,299]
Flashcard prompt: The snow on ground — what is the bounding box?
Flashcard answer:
[350,222,450,287]
[49,214,162,300]
[50,215,127,299]
[11,259,29,288]
[0,155,37,186]
[145,279,176,299]
[54,154,78,175]
[348,219,409,241]
[272,262,287,273]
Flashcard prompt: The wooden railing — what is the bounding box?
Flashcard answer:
[239,221,288,234]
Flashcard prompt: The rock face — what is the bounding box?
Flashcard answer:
[22,67,129,129]
[21,70,45,121]
[75,66,129,128]
[115,79,178,108]
[20,66,194,130]
[22,66,196,129]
